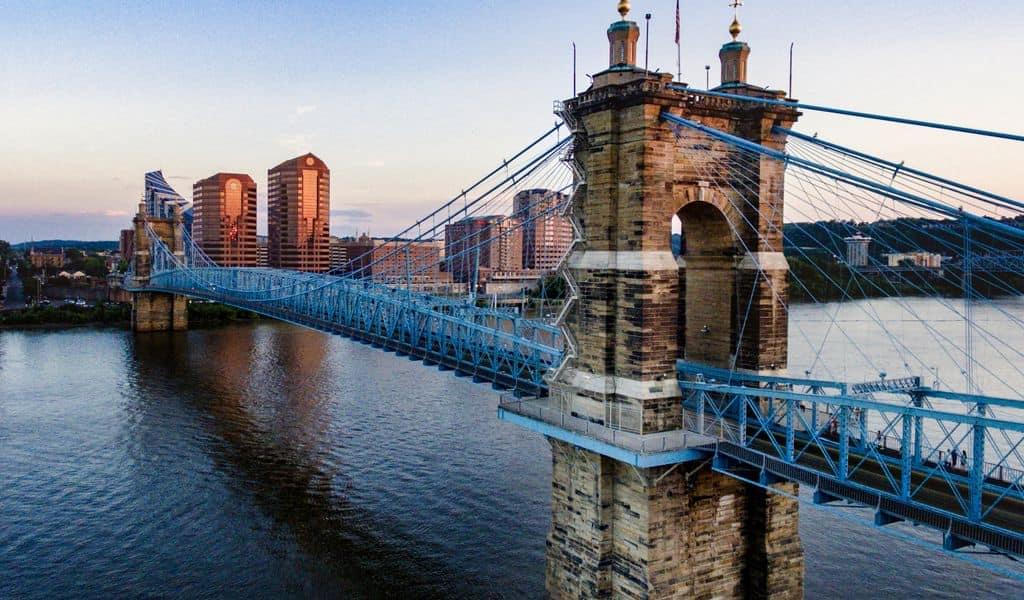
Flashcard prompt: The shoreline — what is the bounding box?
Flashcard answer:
[0,302,260,331]
[0,321,130,331]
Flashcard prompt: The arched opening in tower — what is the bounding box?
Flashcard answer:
[675,199,738,368]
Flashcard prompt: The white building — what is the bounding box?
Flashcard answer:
[885,251,942,269]
[844,235,872,267]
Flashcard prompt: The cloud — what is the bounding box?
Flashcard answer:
[364,159,386,168]
[103,209,131,217]
[167,175,192,181]
[330,208,373,220]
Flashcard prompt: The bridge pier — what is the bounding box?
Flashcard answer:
[132,292,188,332]
[130,203,189,332]
[546,441,802,598]
[534,5,803,598]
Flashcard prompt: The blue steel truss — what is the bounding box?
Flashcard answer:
[678,360,1024,558]
[126,227,564,396]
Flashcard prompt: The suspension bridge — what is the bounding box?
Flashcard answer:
[124,3,1024,598]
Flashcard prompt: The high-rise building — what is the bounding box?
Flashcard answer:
[335,234,376,278]
[444,215,523,284]
[844,234,872,267]
[371,239,444,284]
[513,189,572,271]
[192,173,258,267]
[333,235,447,287]
[144,170,189,219]
[267,153,330,272]
[256,235,269,267]
[329,236,348,272]
[119,229,135,260]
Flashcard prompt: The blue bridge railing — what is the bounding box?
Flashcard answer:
[677,359,1024,558]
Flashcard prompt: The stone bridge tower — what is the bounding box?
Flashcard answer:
[543,3,802,597]
[129,203,188,332]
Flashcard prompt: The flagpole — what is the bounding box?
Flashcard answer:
[675,0,682,82]
[677,41,681,82]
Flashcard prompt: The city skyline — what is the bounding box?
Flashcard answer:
[4,4,1024,593]
[2,0,1022,242]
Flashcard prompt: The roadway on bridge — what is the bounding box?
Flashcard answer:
[740,431,1024,544]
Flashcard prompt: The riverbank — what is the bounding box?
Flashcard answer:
[187,302,261,326]
[0,302,259,329]
[0,303,130,327]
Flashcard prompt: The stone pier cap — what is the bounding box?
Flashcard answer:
[498,395,716,468]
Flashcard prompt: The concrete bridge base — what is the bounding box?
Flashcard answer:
[132,292,188,332]
[546,440,803,599]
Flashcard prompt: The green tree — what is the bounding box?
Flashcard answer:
[0,239,10,283]
[65,249,86,272]
[528,274,566,299]
[83,256,108,278]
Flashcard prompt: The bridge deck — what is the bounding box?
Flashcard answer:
[133,266,563,395]
[758,435,1024,535]
[720,431,1024,557]
[498,396,1024,557]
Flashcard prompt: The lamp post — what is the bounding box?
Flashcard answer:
[705,65,711,89]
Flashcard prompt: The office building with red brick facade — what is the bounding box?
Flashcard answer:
[192,173,258,267]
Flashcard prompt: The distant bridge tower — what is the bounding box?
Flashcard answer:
[129,203,188,332]
[544,3,802,597]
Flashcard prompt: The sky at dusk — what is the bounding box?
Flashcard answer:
[1,0,1022,243]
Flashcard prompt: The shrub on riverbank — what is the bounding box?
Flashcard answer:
[187,302,260,324]
[0,303,130,326]
[0,301,259,328]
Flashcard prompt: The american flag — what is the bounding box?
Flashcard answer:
[675,0,680,45]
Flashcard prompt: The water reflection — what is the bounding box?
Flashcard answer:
[127,326,472,597]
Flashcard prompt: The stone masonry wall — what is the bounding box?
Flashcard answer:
[132,292,188,332]
[547,440,804,599]
[545,72,804,598]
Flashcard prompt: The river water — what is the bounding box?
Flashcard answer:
[1,299,1021,598]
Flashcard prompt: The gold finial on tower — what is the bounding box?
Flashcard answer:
[729,0,744,40]
[617,0,631,20]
